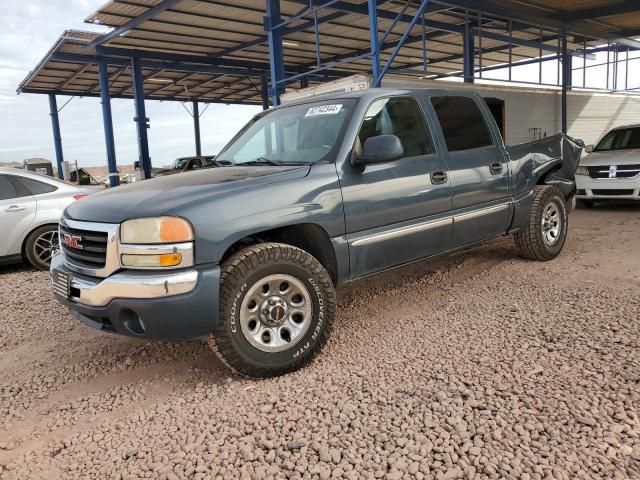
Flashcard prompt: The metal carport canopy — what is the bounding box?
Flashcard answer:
[17,30,270,105]
[83,0,640,92]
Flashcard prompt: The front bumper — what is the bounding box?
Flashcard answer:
[50,254,220,341]
[575,175,640,200]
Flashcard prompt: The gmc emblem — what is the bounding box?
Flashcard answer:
[63,233,83,250]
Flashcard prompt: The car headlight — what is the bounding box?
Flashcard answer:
[119,217,194,269]
[120,217,194,244]
[576,165,589,176]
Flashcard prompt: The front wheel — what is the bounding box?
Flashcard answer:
[208,243,336,377]
[514,186,568,261]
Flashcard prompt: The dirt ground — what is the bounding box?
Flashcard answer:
[0,204,639,480]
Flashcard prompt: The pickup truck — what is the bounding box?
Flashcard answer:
[50,88,581,378]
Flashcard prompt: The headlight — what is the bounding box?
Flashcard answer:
[576,165,589,176]
[120,217,194,244]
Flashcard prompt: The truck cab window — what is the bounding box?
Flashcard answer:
[430,96,493,152]
[357,97,432,157]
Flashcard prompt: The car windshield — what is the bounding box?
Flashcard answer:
[172,158,189,169]
[216,99,355,166]
[594,127,640,152]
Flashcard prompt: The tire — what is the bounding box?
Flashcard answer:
[24,225,59,271]
[208,243,336,378]
[514,186,568,261]
[576,199,594,209]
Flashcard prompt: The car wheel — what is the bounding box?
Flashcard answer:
[208,243,336,378]
[576,199,594,209]
[24,225,59,270]
[514,186,568,261]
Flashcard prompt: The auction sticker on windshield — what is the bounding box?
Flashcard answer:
[305,104,343,117]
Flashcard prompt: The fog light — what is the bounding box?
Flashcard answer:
[121,253,182,268]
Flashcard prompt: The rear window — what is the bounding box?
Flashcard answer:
[0,175,18,200]
[14,176,58,195]
[430,96,494,152]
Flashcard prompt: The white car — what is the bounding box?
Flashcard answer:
[0,168,99,270]
[576,124,640,207]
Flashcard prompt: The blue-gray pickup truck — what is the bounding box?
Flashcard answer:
[51,88,582,377]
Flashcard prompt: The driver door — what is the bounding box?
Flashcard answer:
[339,96,452,278]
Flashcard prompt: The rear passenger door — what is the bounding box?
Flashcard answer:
[340,96,452,278]
[0,175,36,257]
[429,95,510,248]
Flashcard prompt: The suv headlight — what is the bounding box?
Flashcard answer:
[119,217,194,268]
[576,165,589,176]
[120,217,194,244]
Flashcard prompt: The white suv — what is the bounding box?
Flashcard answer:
[0,168,98,270]
[575,124,640,207]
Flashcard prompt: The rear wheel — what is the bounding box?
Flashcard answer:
[24,225,59,270]
[515,186,568,261]
[209,243,336,377]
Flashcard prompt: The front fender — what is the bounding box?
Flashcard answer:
[170,164,345,265]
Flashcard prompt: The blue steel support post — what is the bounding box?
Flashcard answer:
[368,0,381,87]
[192,100,202,157]
[561,30,569,134]
[97,59,120,187]
[131,56,152,180]
[260,75,270,110]
[48,94,64,180]
[266,0,285,106]
[463,19,474,83]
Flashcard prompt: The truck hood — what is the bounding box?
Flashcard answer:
[580,149,640,166]
[65,166,310,224]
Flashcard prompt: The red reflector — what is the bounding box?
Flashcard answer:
[73,194,88,201]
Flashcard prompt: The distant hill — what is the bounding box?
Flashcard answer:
[0,161,22,169]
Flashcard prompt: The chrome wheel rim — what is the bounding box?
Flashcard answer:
[34,230,59,265]
[239,274,312,353]
[541,202,561,246]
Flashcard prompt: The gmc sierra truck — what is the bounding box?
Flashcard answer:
[51,88,582,377]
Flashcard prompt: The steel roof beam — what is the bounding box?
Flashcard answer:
[88,0,183,49]
[429,0,640,49]
[562,3,640,22]
[52,52,262,77]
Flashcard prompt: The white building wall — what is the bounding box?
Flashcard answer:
[382,76,640,146]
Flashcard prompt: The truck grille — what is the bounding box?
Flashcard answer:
[60,224,108,269]
[588,164,640,179]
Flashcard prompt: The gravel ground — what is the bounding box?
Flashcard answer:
[0,205,639,480]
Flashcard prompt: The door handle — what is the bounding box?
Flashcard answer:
[489,162,504,175]
[4,205,26,213]
[430,171,448,185]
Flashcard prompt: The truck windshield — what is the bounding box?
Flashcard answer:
[595,127,640,152]
[216,99,355,166]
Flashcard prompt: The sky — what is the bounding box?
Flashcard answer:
[0,0,261,168]
[0,1,638,169]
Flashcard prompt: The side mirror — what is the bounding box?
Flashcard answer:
[585,144,594,153]
[353,135,404,167]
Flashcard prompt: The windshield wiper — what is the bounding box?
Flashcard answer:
[241,157,286,166]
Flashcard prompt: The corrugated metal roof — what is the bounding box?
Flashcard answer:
[17,30,267,105]
[18,1,640,103]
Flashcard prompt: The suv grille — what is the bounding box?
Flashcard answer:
[60,224,108,268]
[591,189,635,196]
[588,164,640,179]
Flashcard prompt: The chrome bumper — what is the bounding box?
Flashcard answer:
[50,253,198,307]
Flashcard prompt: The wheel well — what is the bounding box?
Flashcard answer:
[21,223,58,258]
[221,224,338,284]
